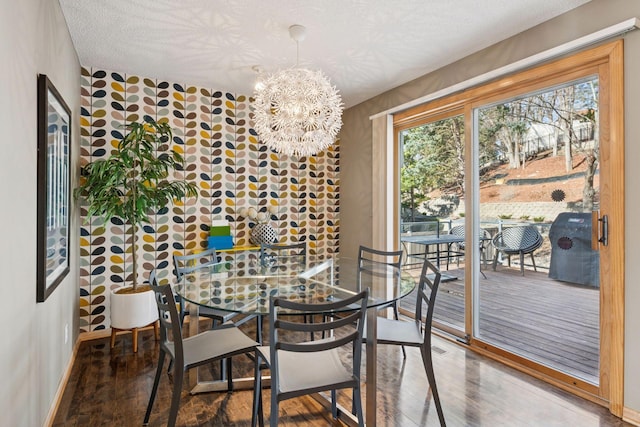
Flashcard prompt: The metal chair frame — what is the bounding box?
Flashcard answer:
[143,270,258,427]
[173,248,261,376]
[449,225,492,278]
[256,241,308,342]
[173,247,238,325]
[252,289,369,427]
[358,245,405,356]
[364,258,446,426]
[491,225,543,275]
[259,241,307,270]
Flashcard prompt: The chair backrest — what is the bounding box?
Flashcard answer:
[268,288,369,395]
[358,245,403,271]
[260,241,307,271]
[449,225,465,239]
[492,225,542,252]
[449,225,492,248]
[414,259,442,351]
[173,247,219,279]
[357,246,403,289]
[149,270,183,363]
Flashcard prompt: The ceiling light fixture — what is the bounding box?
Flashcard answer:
[252,24,343,157]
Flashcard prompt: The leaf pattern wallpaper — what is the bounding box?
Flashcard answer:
[78,67,340,332]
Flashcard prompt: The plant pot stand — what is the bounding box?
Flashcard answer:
[109,286,159,353]
[110,321,159,353]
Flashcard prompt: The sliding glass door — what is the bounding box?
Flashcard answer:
[394,41,624,408]
[398,112,467,335]
[474,77,601,385]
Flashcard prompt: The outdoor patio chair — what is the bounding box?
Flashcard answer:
[449,225,492,278]
[491,225,543,275]
[143,270,259,427]
[363,258,446,426]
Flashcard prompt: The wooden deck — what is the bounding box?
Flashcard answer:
[400,264,599,385]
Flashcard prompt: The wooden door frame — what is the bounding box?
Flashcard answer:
[393,40,624,415]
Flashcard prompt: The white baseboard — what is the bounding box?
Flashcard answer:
[43,325,160,426]
[79,328,111,341]
[43,337,81,427]
[624,406,640,426]
[79,323,159,342]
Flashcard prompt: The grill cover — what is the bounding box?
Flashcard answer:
[548,212,599,287]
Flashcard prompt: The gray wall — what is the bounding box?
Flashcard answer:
[0,0,80,425]
[340,0,640,413]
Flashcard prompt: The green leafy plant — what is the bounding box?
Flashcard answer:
[74,118,198,290]
[519,215,530,220]
[533,216,545,223]
[498,214,513,219]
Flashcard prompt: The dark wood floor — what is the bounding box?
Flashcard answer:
[401,264,599,384]
[53,320,627,427]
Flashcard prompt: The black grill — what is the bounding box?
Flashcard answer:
[548,212,600,287]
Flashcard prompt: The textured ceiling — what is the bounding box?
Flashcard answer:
[59,0,591,108]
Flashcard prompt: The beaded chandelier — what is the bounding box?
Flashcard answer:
[252,25,343,157]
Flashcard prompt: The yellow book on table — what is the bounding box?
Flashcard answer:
[217,245,260,253]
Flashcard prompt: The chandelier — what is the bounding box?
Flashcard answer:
[252,25,343,157]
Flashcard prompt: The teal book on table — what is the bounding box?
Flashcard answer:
[207,235,233,250]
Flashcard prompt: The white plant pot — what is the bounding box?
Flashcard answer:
[110,287,158,329]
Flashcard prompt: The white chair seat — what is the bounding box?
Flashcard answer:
[174,326,257,368]
[198,305,238,322]
[364,317,423,346]
[257,337,351,393]
[258,343,352,393]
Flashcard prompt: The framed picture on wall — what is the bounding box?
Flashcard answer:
[37,74,71,302]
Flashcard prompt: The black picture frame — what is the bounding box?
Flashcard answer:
[37,75,71,302]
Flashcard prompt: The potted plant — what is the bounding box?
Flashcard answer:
[74,117,198,351]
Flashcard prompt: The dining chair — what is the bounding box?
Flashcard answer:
[364,258,446,426]
[174,248,256,379]
[143,270,259,427]
[259,241,310,340]
[173,248,238,326]
[259,241,307,271]
[358,245,405,356]
[251,288,370,427]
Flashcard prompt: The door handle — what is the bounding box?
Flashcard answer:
[599,215,608,247]
[592,211,608,249]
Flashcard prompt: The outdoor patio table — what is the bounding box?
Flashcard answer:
[173,255,416,427]
[401,233,492,280]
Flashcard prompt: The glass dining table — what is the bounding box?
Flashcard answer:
[173,253,416,427]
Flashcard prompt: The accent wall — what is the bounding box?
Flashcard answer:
[79,67,340,332]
